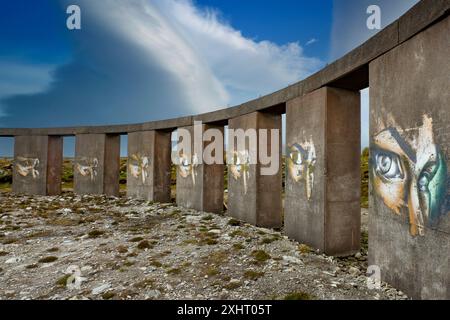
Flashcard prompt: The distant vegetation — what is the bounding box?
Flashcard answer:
[0,151,371,209]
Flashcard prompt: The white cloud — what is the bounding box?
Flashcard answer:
[306,38,318,46]
[80,0,322,111]
[1,0,323,129]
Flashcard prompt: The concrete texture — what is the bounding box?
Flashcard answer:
[176,125,224,214]
[369,16,450,299]
[227,112,282,228]
[127,130,171,202]
[74,134,120,196]
[12,135,63,196]
[285,87,361,256]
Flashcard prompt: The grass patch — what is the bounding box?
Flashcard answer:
[283,292,314,300]
[243,270,264,281]
[137,240,152,250]
[167,267,182,275]
[134,278,154,289]
[56,274,71,287]
[259,236,280,245]
[0,251,9,256]
[224,281,241,290]
[251,250,271,264]
[149,260,163,268]
[47,247,59,253]
[38,256,58,263]
[102,291,115,300]
[204,266,219,277]
[129,236,144,242]
[26,264,39,269]
[228,218,241,226]
[298,244,313,254]
[232,243,244,250]
[88,230,105,239]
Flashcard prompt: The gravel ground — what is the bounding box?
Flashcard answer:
[0,192,407,300]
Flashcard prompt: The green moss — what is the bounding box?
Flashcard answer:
[56,274,71,286]
[46,247,59,252]
[204,266,219,277]
[251,250,271,263]
[38,256,58,263]
[202,215,214,221]
[137,240,152,250]
[26,264,39,269]
[232,243,244,250]
[298,244,313,254]
[87,230,105,238]
[167,268,181,275]
[283,292,314,300]
[243,270,264,280]
[228,218,241,226]
[224,281,241,290]
[259,236,279,244]
[149,260,163,268]
[102,291,115,300]
[129,236,144,242]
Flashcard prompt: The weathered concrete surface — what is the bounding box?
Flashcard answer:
[74,134,120,196]
[227,112,282,228]
[176,125,224,214]
[285,87,361,256]
[369,16,450,299]
[12,136,62,196]
[127,131,171,202]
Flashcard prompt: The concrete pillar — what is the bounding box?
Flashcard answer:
[176,124,224,214]
[227,111,282,228]
[127,130,171,202]
[13,135,63,196]
[74,134,120,196]
[369,17,450,299]
[285,87,361,256]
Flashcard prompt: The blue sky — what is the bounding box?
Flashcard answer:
[0,0,419,156]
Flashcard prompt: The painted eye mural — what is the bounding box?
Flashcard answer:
[129,154,150,184]
[76,157,99,181]
[229,150,250,194]
[287,138,316,200]
[15,156,40,179]
[371,114,448,237]
[178,153,199,185]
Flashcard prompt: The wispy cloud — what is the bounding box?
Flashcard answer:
[1,0,322,128]
[0,61,56,118]
[306,38,318,46]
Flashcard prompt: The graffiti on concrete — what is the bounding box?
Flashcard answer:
[229,150,251,194]
[76,157,99,181]
[129,154,150,184]
[287,138,317,200]
[16,157,40,179]
[178,153,199,185]
[372,114,448,236]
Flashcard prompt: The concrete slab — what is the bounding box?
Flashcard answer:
[175,124,224,213]
[369,16,450,299]
[74,134,120,196]
[12,135,62,196]
[127,130,171,202]
[285,87,361,256]
[227,112,282,228]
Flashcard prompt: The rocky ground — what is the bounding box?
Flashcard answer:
[0,191,407,300]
